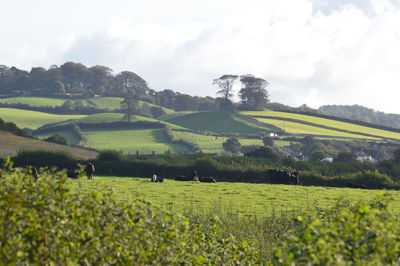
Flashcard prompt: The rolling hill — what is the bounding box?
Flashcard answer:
[0,130,97,159]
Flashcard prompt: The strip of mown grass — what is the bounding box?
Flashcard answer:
[0,108,86,129]
[255,117,380,139]
[68,176,400,217]
[243,110,400,140]
[83,128,187,154]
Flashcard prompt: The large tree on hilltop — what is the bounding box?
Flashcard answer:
[239,75,269,110]
[120,96,139,122]
[115,71,150,96]
[212,74,238,100]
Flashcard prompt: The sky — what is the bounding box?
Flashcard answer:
[1,0,400,113]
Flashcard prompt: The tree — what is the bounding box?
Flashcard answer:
[120,96,138,122]
[213,75,238,110]
[223,137,241,154]
[115,71,150,96]
[393,148,400,163]
[262,136,274,147]
[239,75,269,110]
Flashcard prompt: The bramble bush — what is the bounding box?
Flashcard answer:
[0,158,259,265]
[274,194,400,265]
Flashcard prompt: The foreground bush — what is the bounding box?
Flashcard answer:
[0,160,258,264]
[274,194,400,265]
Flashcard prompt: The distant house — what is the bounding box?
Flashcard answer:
[269,132,278,137]
[356,155,377,163]
[320,157,333,163]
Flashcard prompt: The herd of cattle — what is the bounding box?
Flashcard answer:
[24,163,302,185]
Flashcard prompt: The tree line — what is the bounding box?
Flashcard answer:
[0,63,269,111]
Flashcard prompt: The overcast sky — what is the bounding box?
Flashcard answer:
[1,0,400,113]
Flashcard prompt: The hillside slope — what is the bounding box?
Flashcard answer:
[162,111,276,134]
[0,131,97,159]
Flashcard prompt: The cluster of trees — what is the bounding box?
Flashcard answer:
[213,74,269,110]
[0,63,270,112]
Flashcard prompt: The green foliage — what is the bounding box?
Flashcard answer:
[223,137,241,154]
[244,146,280,160]
[97,149,123,162]
[44,134,67,145]
[0,161,259,264]
[343,170,393,188]
[262,136,274,146]
[274,194,400,265]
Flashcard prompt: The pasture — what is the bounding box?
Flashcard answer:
[69,176,400,217]
[0,108,86,129]
[0,97,66,107]
[255,117,380,139]
[172,131,263,153]
[162,111,274,134]
[243,110,400,140]
[83,128,187,154]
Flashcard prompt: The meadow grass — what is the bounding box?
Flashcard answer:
[0,108,86,129]
[255,117,380,139]
[172,131,263,153]
[163,111,272,134]
[243,110,400,139]
[83,128,187,154]
[0,97,66,107]
[69,176,400,218]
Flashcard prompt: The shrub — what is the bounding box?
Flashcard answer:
[44,134,67,145]
[223,137,241,154]
[0,160,259,264]
[97,149,123,162]
[274,194,400,265]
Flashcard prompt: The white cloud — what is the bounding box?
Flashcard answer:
[2,0,400,113]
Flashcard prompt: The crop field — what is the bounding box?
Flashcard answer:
[83,128,187,154]
[0,131,97,159]
[254,117,380,139]
[0,108,86,129]
[172,131,263,153]
[69,176,400,217]
[243,110,400,140]
[0,97,66,107]
[163,111,274,134]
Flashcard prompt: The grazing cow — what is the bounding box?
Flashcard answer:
[175,170,199,182]
[85,163,95,180]
[199,177,217,183]
[267,169,300,185]
[151,174,164,183]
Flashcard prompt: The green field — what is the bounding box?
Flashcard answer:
[0,97,66,107]
[243,110,400,140]
[83,128,187,154]
[69,176,400,217]
[172,131,263,153]
[162,111,274,134]
[254,117,380,139]
[0,108,86,129]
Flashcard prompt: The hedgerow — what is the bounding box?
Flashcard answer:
[274,194,400,265]
[0,158,259,265]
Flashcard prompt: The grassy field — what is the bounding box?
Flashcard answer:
[254,117,380,139]
[0,97,66,107]
[83,128,187,154]
[0,130,97,159]
[68,176,400,217]
[172,131,263,153]
[243,110,400,140]
[0,108,86,129]
[162,111,274,134]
